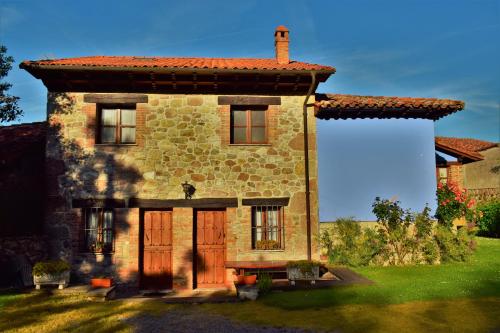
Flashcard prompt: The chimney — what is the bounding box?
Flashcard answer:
[275,25,289,64]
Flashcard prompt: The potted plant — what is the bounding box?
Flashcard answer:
[90,276,114,288]
[233,272,245,285]
[255,240,281,250]
[243,272,257,285]
[286,260,321,285]
[32,260,71,289]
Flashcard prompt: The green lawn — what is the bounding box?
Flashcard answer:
[0,237,499,333]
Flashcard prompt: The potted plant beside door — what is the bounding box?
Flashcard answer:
[90,276,114,288]
[243,272,257,285]
[32,260,71,290]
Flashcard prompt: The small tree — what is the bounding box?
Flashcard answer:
[0,45,22,123]
[372,197,416,265]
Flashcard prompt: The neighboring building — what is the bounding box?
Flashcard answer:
[17,26,464,291]
[0,122,48,286]
[435,137,499,202]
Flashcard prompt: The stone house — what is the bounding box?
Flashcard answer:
[435,137,499,202]
[19,26,464,291]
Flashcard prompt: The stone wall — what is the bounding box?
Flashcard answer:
[0,236,48,264]
[45,92,319,287]
[464,146,500,192]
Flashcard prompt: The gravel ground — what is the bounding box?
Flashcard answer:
[125,307,318,333]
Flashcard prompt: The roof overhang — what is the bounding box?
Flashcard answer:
[314,94,465,121]
[20,62,335,95]
[435,142,484,162]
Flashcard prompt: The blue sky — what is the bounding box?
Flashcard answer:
[1,0,499,220]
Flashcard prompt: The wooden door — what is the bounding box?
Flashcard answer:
[195,210,226,288]
[140,211,173,290]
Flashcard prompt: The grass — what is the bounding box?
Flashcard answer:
[0,237,499,332]
[0,292,21,308]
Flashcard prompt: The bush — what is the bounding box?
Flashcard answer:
[372,198,420,265]
[257,272,272,295]
[434,226,474,262]
[435,182,477,228]
[32,260,70,277]
[476,201,500,238]
[321,198,477,267]
[321,217,383,267]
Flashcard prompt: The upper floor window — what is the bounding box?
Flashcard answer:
[252,205,284,250]
[83,207,114,253]
[438,167,448,185]
[98,105,136,144]
[230,106,267,144]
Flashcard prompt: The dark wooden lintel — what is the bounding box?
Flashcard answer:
[218,96,281,105]
[83,93,148,104]
[72,198,126,208]
[241,197,290,206]
[129,197,238,208]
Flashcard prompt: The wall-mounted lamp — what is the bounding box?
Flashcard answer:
[181,181,196,199]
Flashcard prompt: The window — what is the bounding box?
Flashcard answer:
[230,106,267,144]
[98,105,136,144]
[438,167,448,185]
[252,206,284,250]
[83,208,114,253]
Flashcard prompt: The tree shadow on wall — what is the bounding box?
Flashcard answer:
[47,92,143,285]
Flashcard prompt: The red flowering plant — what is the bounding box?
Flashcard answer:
[435,182,477,229]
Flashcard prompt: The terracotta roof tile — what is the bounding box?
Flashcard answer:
[435,137,498,160]
[20,56,334,72]
[314,93,465,120]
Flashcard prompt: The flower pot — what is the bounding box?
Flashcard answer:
[91,278,114,288]
[287,266,320,285]
[243,275,257,285]
[33,271,70,290]
[234,274,245,285]
[320,254,328,261]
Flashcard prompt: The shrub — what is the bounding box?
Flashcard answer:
[435,182,477,228]
[420,239,439,264]
[322,198,477,267]
[434,226,474,262]
[257,272,272,295]
[321,217,383,267]
[476,201,500,238]
[318,228,334,256]
[372,197,419,265]
[32,260,70,277]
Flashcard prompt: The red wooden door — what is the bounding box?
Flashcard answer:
[141,211,173,290]
[196,210,226,288]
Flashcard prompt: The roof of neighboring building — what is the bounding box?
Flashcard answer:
[20,56,335,72]
[435,136,498,161]
[314,93,465,120]
[0,122,47,165]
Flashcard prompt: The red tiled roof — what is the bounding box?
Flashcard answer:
[0,122,47,165]
[435,137,498,160]
[314,93,465,120]
[20,56,335,72]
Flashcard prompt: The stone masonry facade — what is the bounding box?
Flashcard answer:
[45,92,319,288]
